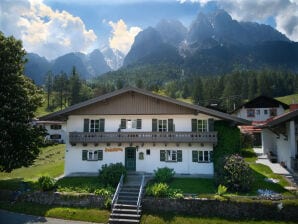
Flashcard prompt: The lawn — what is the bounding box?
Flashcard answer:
[276,93,298,105]
[56,176,109,193]
[0,144,65,190]
[168,178,215,195]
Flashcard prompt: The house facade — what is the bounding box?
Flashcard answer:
[33,120,66,143]
[231,96,289,147]
[261,107,298,172]
[232,96,288,122]
[41,87,249,176]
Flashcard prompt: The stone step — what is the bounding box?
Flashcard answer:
[109,218,139,223]
[112,208,141,213]
[119,191,139,195]
[110,213,141,218]
[117,199,138,205]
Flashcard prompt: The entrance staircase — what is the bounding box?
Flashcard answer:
[109,173,146,224]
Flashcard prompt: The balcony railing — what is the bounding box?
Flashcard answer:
[69,131,217,145]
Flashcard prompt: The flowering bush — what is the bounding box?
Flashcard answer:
[220,154,253,192]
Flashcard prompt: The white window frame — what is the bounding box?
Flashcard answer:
[127,119,137,129]
[90,119,100,132]
[197,150,212,163]
[158,119,168,132]
[247,109,255,118]
[87,150,98,161]
[166,150,177,162]
[198,120,208,132]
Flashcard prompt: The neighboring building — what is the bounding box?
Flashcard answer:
[261,106,298,172]
[231,96,289,146]
[231,96,289,122]
[41,87,249,176]
[33,120,66,143]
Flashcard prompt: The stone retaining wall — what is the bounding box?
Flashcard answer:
[0,190,105,208]
[142,197,298,221]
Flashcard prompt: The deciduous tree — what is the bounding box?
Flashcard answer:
[0,32,46,172]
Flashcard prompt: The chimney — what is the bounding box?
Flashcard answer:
[290,104,298,111]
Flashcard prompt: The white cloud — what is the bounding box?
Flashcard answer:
[178,0,298,41]
[0,0,97,60]
[108,19,142,55]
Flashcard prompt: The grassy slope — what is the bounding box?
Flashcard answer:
[276,93,298,105]
[0,144,65,190]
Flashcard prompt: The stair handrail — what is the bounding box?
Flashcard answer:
[137,175,145,215]
[111,174,124,211]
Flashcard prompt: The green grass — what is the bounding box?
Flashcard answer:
[168,178,215,195]
[0,201,109,223]
[56,177,108,193]
[276,93,298,105]
[141,212,297,224]
[241,148,258,163]
[0,144,65,190]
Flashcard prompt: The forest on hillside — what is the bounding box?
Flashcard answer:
[44,66,298,113]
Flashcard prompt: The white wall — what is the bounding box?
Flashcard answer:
[261,129,277,154]
[44,123,66,143]
[64,142,214,176]
[67,114,218,133]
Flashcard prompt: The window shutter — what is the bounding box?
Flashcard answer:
[177,150,182,162]
[191,119,197,132]
[168,119,174,132]
[208,118,214,132]
[84,119,89,132]
[160,150,165,161]
[137,119,142,129]
[192,151,198,162]
[98,150,103,161]
[152,119,157,132]
[120,119,126,129]
[99,119,105,132]
[82,150,88,160]
[209,151,213,162]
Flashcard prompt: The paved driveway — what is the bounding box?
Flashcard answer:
[0,209,100,224]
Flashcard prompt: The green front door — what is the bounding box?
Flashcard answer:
[125,147,136,171]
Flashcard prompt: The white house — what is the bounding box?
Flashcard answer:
[261,107,298,172]
[41,87,249,176]
[33,120,66,143]
[231,96,289,146]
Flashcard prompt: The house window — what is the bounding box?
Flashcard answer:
[270,108,277,117]
[192,119,214,132]
[120,119,142,129]
[197,120,208,132]
[247,109,255,117]
[146,149,150,155]
[90,120,100,132]
[158,120,168,132]
[264,110,268,115]
[160,150,182,162]
[82,150,103,161]
[256,110,260,115]
[50,124,62,130]
[50,134,61,139]
[84,119,105,132]
[192,150,213,163]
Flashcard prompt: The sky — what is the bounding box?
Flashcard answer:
[1,0,297,60]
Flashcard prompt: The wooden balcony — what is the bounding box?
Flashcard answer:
[69,131,217,145]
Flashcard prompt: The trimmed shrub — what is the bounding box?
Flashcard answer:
[220,154,253,192]
[94,188,113,208]
[98,163,126,187]
[154,167,175,183]
[37,176,56,191]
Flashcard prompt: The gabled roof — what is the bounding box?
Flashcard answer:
[262,109,298,128]
[40,87,250,125]
[232,95,289,113]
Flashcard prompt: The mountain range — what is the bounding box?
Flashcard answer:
[123,9,297,75]
[24,48,124,85]
[25,10,298,85]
